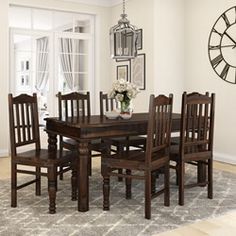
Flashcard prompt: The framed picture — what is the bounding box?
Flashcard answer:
[130,53,146,90]
[117,65,129,81]
[116,58,130,63]
[136,29,143,50]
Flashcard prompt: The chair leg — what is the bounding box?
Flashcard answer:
[117,145,124,182]
[118,169,123,182]
[59,146,64,180]
[11,163,17,208]
[208,158,213,199]
[175,163,179,186]
[35,166,41,196]
[103,175,110,211]
[48,167,57,214]
[164,164,170,206]
[179,161,184,206]
[71,158,78,201]
[145,170,151,219]
[88,152,92,176]
[151,171,156,194]
[125,169,132,199]
[197,161,206,186]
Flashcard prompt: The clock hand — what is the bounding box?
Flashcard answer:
[220,44,235,48]
[210,44,235,50]
[224,32,236,45]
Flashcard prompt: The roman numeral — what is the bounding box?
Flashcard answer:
[222,13,230,27]
[235,69,236,84]
[220,64,230,80]
[211,54,223,68]
[212,28,223,37]
[235,7,236,23]
[209,45,220,50]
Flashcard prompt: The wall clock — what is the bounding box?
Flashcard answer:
[208,6,236,84]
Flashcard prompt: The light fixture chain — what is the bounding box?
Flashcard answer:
[123,0,126,15]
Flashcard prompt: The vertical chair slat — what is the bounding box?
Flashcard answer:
[15,103,21,144]
[71,99,74,118]
[26,103,31,141]
[197,104,203,140]
[21,103,26,142]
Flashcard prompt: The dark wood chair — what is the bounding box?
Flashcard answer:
[100,91,146,181]
[8,93,76,214]
[58,91,107,178]
[170,92,215,205]
[101,94,173,219]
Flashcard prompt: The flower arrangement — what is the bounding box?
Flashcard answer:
[109,78,139,113]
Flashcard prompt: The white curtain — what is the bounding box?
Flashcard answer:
[35,37,49,92]
[59,38,74,90]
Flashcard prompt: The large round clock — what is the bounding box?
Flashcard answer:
[208,6,236,84]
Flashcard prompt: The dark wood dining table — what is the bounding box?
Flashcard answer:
[45,113,181,212]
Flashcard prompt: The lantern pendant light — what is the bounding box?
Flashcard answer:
[110,0,138,59]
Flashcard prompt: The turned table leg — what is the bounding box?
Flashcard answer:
[78,141,89,212]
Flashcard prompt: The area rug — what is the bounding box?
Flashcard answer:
[0,167,236,236]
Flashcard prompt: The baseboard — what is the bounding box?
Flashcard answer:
[0,149,8,158]
[214,152,236,165]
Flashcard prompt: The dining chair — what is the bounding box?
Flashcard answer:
[170,92,215,205]
[101,94,173,219]
[58,91,107,178]
[8,93,76,214]
[100,91,146,181]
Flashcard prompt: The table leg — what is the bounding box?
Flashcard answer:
[78,141,89,212]
[47,133,57,213]
[47,133,57,151]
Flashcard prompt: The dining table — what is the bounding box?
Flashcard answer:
[45,112,182,212]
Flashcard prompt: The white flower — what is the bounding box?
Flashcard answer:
[109,78,140,103]
[108,89,116,99]
[115,93,124,102]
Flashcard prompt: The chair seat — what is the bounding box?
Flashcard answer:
[13,149,74,167]
[170,143,212,163]
[103,150,169,171]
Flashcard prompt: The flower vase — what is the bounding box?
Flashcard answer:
[120,100,133,119]
[120,100,130,113]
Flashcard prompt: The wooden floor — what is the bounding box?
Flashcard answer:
[1,156,235,236]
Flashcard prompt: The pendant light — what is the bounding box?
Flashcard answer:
[110,0,138,59]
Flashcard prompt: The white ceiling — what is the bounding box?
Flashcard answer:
[62,0,123,7]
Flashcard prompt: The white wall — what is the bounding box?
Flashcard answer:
[185,0,236,164]
[154,0,185,112]
[0,0,9,156]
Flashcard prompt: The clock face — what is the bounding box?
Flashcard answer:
[208,6,236,84]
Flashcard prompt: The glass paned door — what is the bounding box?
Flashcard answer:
[10,30,51,125]
[56,36,89,93]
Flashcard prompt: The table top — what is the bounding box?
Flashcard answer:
[45,113,181,140]
[45,113,181,128]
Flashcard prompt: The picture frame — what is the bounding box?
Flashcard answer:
[117,65,129,81]
[115,58,130,63]
[136,29,143,50]
[130,53,146,90]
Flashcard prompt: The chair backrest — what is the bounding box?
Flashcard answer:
[99,91,118,116]
[145,94,173,165]
[179,92,215,158]
[58,91,91,120]
[8,93,41,156]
